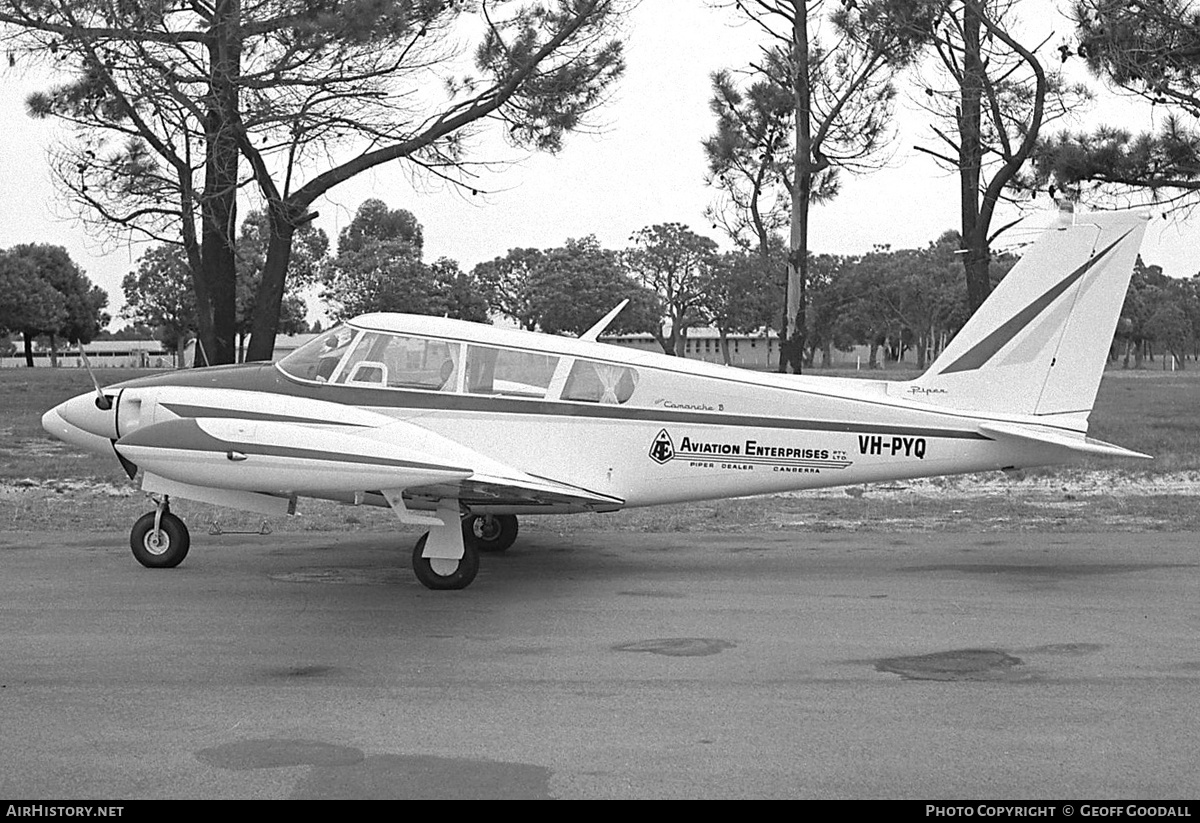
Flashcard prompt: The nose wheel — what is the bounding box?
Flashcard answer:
[130,499,190,568]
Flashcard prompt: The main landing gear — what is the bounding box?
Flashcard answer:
[463,514,519,553]
[121,494,517,592]
[411,532,480,590]
[129,497,190,568]
[410,514,520,590]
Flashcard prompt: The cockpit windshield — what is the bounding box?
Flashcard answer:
[278,325,640,404]
[277,325,358,382]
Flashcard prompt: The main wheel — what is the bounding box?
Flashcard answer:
[411,533,479,590]
[462,514,518,553]
[130,511,190,569]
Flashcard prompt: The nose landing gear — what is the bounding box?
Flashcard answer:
[130,497,190,568]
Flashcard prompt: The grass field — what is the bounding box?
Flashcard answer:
[2,364,1198,534]
[1,368,162,481]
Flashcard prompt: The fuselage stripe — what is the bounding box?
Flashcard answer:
[160,403,371,427]
[117,418,470,474]
[155,382,989,442]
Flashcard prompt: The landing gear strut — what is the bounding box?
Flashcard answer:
[130,497,190,568]
[412,533,479,590]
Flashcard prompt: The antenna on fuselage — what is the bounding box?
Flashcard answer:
[580,299,630,343]
[78,345,111,410]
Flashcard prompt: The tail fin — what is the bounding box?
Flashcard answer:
[893,210,1148,430]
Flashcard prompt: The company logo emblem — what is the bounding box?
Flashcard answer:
[649,429,674,464]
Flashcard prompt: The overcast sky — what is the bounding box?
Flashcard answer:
[1,0,1197,325]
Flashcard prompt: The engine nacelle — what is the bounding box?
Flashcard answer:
[115,416,474,495]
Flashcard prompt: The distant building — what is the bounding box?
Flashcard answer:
[271,333,320,361]
[601,329,899,371]
[179,333,320,367]
[12,326,887,372]
[601,328,781,369]
[1,338,175,369]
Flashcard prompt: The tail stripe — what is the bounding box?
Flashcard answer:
[938,229,1133,376]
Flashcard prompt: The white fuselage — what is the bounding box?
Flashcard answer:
[44,313,1065,518]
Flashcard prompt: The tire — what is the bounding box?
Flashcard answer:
[130,511,190,569]
[462,514,518,553]
[412,533,479,590]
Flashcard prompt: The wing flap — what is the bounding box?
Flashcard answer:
[403,472,624,514]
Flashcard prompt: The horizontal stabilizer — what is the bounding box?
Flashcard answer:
[978,421,1151,459]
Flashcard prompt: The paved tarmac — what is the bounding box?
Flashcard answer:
[0,526,1197,799]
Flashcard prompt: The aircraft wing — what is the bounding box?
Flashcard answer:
[114,407,624,516]
[401,471,625,515]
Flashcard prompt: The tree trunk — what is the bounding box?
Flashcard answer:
[652,322,676,357]
[963,231,991,317]
[780,4,812,375]
[23,332,34,367]
[197,0,242,366]
[244,214,297,362]
[958,4,992,315]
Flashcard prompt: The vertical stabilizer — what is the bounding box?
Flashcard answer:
[893,211,1148,429]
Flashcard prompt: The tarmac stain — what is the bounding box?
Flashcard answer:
[902,563,1192,578]
[269,568,408,585]
[616,589,685,599]
[291,753,552,800]
[197,739,550,798]
[875,649,1024,681]
[612,638,735,657]
[196,739,364,770]
[1026,642,1103,656]
[267,664,335,678]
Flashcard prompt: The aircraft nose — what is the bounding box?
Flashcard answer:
[51,391,120,440]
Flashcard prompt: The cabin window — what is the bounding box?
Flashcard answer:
[333,332,460,391]
[561,360,639,404]
[277,325,359,382]
[465,346,558,399]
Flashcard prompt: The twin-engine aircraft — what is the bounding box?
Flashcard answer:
[44,210,1150,590]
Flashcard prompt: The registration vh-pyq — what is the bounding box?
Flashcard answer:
[43,210,1150,590]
